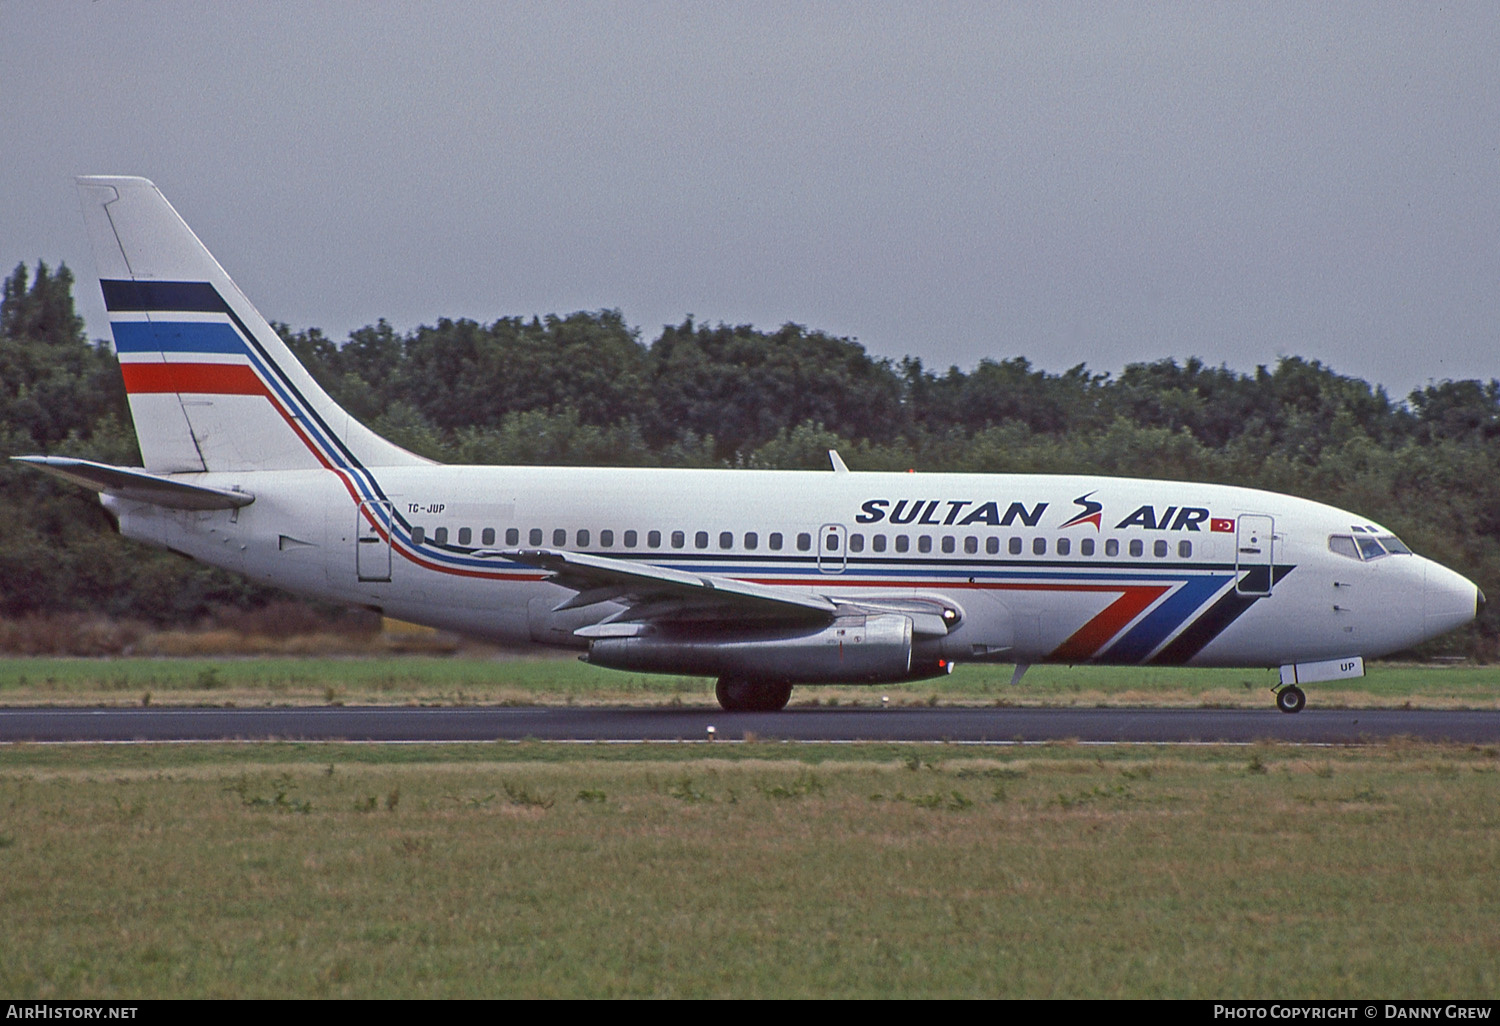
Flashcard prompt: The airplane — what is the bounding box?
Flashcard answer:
[14,176,1485,713]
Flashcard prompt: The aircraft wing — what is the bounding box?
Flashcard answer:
[12,456,254,510]
[491,548,962,638]
[491,547,838,628]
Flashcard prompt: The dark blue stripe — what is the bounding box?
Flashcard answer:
[100,280,230,313]
[1148,565,1296,665]
[111,321,246,355]
[1098,574,1231,663]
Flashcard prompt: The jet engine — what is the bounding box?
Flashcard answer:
[584,613,949,684]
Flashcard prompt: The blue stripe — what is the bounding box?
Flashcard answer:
[670,561,1208,584]
[112,320,247,355]
[1097,574,1231,662]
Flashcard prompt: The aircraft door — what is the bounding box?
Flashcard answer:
[1235,514,1274,596]
[818,523,847,574]
[356,500,393,582]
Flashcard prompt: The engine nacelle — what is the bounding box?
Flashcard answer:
[586,613,942,683]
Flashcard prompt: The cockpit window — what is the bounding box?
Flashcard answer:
[1332,532,1413,561]
[1329,535,1360,560]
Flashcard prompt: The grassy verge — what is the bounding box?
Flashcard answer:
[0,655,1496,709]
[1,740,1496,998]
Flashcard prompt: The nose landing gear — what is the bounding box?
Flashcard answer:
[1275,685,1306,714]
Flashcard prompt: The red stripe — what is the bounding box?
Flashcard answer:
[121,362,267,395]
[750,575,1171,660]
[1048,585,1169,662]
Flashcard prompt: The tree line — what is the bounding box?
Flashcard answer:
[2,261,1496,655]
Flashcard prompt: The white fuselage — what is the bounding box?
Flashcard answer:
[104,465,1480,671]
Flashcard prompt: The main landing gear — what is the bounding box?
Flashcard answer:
[715,678,794,713]
[1275,685,1307,714]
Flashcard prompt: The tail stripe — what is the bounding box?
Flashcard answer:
[98,279,462,576]
[112,321,246,356]
[119,363,266,395]
[100,279,227,313]
[102,277,377,487]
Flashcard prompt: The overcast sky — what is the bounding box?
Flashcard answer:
[3,2,1496,400]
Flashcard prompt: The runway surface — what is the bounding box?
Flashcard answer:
[2,705,1498,744]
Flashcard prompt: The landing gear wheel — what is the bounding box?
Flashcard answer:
[715,678,794,712]
[1276,685,1306,714]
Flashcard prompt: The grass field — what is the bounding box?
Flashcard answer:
[0,654,1497,709]
[1,739,1497,998]
[3,656,1497,997]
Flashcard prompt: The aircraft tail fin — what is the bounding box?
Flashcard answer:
[74,176,429,474]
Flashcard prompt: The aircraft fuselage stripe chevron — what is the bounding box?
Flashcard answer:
[99,277,1289,666]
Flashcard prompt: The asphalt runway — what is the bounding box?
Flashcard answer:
[2,705,1498,744]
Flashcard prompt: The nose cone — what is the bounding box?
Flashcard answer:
[1424,560,1482,638]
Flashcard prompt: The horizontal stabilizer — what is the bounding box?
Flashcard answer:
[12,456,254,510]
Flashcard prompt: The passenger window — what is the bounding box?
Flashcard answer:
[529,527,542,546]
[769,533,783,551]
[872,535,887,553]
[964,536,978,555]
[719,531,733,549]
[1178,540,1192,558]
[745,532,758,550]
[648,530,662,549]
[1033,538,1046,556]
[671,531,685,549]
[986,537,999,555]
[434,527,449,545]
[1105,539,1119,557]
[1129,539,1144,557]
[895,535,910,553]
[458,527,472,546]
[695,531,709,549]
[553,528,566,547]
[1056,537,1070,556]
[1154,540,1168,558]
[624,530,638,547]
[941,536,955,554]
[600,530,614,547]
[918,535,932,554]
[797,533,812,552]
[482,528,496,546]
[411,526,426,545]
[849,534,864,552]
[1008,537,1022,556]
[825,532,840,551]
[1081,538,1095,556]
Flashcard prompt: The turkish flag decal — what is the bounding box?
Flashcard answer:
[1210,517,1235,533]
